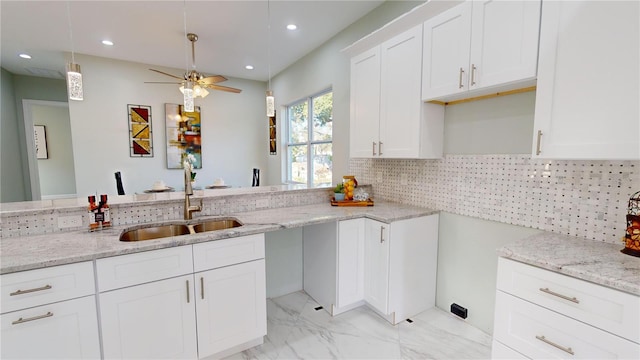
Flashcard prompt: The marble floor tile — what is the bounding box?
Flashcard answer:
[226,291,492,360]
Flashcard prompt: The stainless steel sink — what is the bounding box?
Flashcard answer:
[119,218,243,242]
[192,218,242,233]
[119,224,191,242]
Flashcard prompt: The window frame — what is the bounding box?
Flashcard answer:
[285,88,333,187]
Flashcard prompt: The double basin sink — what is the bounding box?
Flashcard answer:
[120,218,242,242]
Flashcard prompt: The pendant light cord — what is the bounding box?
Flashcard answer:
[65,1,75,64]
[183,0,189,74]
[267,0,272,90]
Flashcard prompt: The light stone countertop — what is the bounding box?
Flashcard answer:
[0,201,437,275]
[498,232,640,296]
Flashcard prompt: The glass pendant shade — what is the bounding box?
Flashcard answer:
[183,81,194,112]
[180,84,209,98]
[66,63,83,101]
[266,90,275,117]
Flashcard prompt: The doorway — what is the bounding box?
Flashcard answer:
[22,99,77,200]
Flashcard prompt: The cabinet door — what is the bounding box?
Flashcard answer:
[422,1,472,100]
[337,219,365,309]
[1,295,100,359]
[364,219,390,314]
[196,259,266,359]
[100,274,198,359]
[379,24,424,158]
[533,1,640,160]
[350,47,381,158]
[469,0,540,91]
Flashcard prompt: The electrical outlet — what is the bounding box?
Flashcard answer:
[400,173,408,185]
[376,171,383,183]
[58,215,83,229]
[256,198,270,209]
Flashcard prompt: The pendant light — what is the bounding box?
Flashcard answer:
[65,1,83,101]
[266,0,275,117]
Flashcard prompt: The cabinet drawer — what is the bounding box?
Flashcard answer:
[496,257,639,343]
[494,291,640,359]
[96,246,193,292]
[1,261,95,314]
[1,295,101,359]
[193,234,265,272]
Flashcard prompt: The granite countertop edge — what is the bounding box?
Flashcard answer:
[497,231,640,296]
[1,201,437,275]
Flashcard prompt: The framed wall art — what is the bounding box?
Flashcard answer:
[127,104,153,157]
[165,103,202,169]
[34,125,48,159]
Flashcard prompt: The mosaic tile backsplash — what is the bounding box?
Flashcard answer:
[350,155,639,245]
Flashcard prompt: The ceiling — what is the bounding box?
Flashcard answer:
[1,0,384,82]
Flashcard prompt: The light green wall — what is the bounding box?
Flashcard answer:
[436,212,541,334]
[444,91,536,154]
[1,68,27,203]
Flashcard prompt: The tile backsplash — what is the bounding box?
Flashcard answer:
[350,155,639,244]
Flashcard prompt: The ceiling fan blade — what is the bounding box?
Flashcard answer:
[149,68,183,80]
[205,84,242,93]
[199,75,227,84]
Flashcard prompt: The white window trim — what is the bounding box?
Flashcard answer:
[285,89,332,187]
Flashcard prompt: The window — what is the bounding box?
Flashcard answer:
[286,90,333,187]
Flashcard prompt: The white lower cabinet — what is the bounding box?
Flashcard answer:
[195,259,267,358]
[492,258,640,359]
[304,215,439,325]
[1,295,101,359]
[98,235,267,360]
[99,274,198,359]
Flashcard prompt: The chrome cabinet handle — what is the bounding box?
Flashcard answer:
[10,284,52,296]
[200,277,204,300]
[380,226,385,243]
[372,141,377,156]
[12,311,53,325]
[535,335,574,355]
[536,130,543,155]
[471,64,477,86]
[186,280,190,303]
[458,67,465,89]
[378,142,383,156]
[539,287,579,304]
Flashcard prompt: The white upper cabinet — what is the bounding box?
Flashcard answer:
[422,0,541,101]
[350,47,381,158]
[532,0,640,160]
[350,24,444,159]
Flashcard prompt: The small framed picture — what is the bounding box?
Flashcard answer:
[34,125,48,159]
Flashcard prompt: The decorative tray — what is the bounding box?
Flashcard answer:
[330,197,374,207]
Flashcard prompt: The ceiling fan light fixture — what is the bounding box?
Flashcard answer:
[66,62,83,101]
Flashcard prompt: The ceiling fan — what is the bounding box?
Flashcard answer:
[145,33,242,95]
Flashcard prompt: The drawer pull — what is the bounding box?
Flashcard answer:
[535,335,574,355]
[539,287,579,304]
[10,284,52,296]
[380,226,385,244]
[186,280,190,303]
[200,277,205,300]
[12,311,53,325]
[458,67,465,89]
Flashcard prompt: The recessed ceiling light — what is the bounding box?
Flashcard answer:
[286,24,297,30]
[19,53,32,59]
[102,40,114,46]
[245,65,254,70]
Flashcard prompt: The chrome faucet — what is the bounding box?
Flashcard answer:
[184,166,202,220]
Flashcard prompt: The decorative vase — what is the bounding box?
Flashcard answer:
[334,193,345,201]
